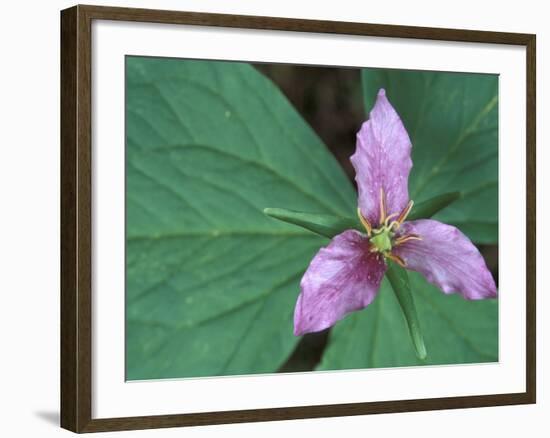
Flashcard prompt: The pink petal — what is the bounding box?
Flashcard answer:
[393,219,497,300]
[294,230,386,336]
[351,89,412,226]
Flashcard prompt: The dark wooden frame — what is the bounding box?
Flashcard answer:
[61,4,536,433]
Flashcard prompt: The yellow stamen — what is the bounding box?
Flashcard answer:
[357,208,372,236]
[394,234,422,246]
[396,200,414,227]
[379,187,387,224]
[386,253,407,267]
[384,213,398,227]
[387,220,400,231]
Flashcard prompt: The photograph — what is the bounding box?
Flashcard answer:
[125,56,499,381]
[0,0,542,435]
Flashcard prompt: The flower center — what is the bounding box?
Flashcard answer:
[356,187,421,267]
[370,225,394,253]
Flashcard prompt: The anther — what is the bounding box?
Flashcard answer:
[386,253,407,267]
[396,200,414,226]
[379,187,387,224]
[357,208,372,236]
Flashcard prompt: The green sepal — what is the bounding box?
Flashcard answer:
[407,192,461,221]
[265,192,460,240]
[385,262,427,360]
[263,208,360,239]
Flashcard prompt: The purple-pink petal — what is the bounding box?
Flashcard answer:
[294,230,386,336]
[393,219,497,300]
[351,89,412,226]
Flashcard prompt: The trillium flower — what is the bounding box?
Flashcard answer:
[294,89,497,337]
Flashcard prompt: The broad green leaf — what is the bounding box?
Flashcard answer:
[362,69,498,244]
[317,272,498,370]
[125,57,356,380]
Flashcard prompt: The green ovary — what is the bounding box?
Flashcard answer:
[370,228,393,253]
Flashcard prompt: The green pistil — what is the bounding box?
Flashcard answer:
[370,227,394,253]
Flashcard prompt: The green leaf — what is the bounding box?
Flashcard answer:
[362,69,498,244]
[407,192,461,221]
[264,208,360,239]
[125,57,356,380]
[317,272,498,370]
[385,263,427,360]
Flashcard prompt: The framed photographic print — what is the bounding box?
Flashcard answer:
[60,4,536,433]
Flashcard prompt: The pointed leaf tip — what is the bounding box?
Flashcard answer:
[386,262,428,360]
[264,208,360,239]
